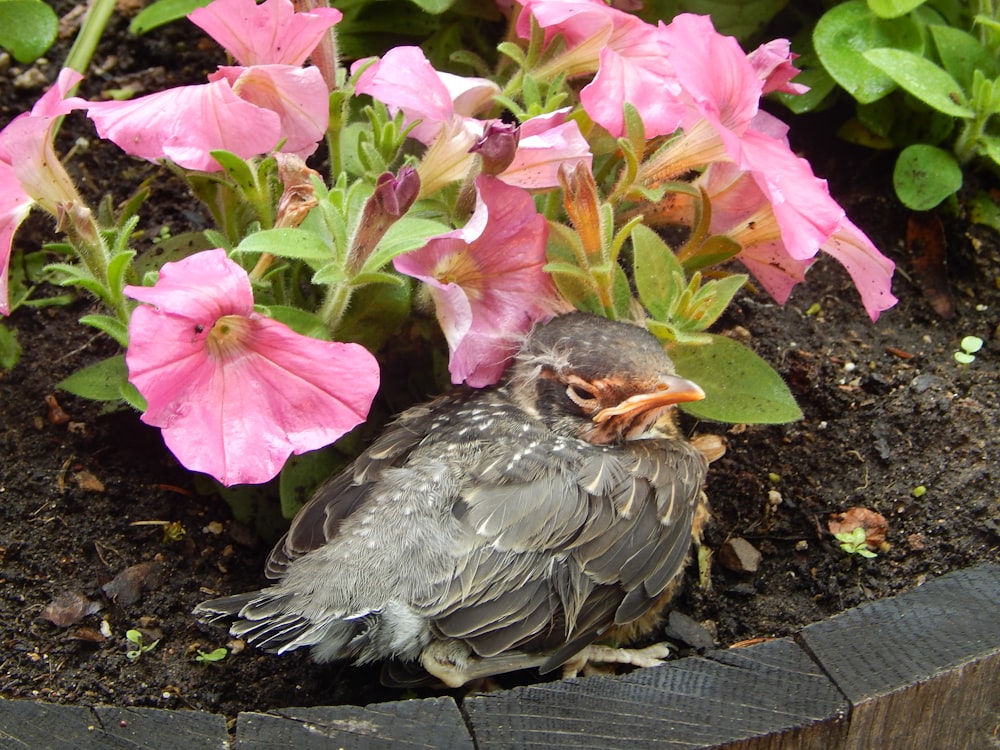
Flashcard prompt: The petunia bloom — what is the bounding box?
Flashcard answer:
[393,176,559,386]
[517,0,686,137]
[352,46,500,195]
[0,68,87,315]
[124,249,380,486]
[498,109,593,190]
[86,0,335,171]
[188,0,341,67]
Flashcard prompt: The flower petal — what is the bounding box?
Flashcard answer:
[125,249,379,485]
[0,162,33,316]
[214,64,329,157]
[87,79,283,171]
[395,176,556,386]
[189,0,341,67]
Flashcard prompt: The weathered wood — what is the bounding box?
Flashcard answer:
[799,564,1000,750]
[0,699,229,749]
[462,637,849,749]
[233,695,472,749]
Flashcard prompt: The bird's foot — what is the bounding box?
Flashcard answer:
[560,642,670,679]
[420,640,547,688]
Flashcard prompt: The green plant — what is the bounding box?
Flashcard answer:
[125,629,160,660]
[194,647,228,663]
[778,0,1000,211]
[954,334,985,364]
[835,527,879,558]
[0,0,58,63]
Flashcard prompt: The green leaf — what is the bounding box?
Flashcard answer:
[814,1,923,104]
[363,217,452,272]
[929,25,999,89]
[0,323,22,371]
[632,225,683,321]
[0,0,57,63]
[107,250,137,299]
[669,335,802,424]
[209,150,258,192]
[968,189,1000,232]
[78,314,130,347]
[236,228,333,262]
[130,0,209,34]
[867,0,926,19]
[893,144,962,210]
[864,48,974,117]
[58,356,130,402]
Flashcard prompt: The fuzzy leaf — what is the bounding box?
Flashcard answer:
[0,323,21,370]
[79,314,130,347]
[632,224,683,320]
[279,446,350,520]
[58,356,130,402]
[237,228,333,262]
[669,335,802,424]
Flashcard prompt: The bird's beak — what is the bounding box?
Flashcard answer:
[593,374,705,424]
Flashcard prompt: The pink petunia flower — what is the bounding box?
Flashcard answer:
[393,176,558,386]
[124,249,380,486]
[517,0,686,137]
[499,109,592,189]
[684,156,897,319]
[86,0,335,171]
[352,46,500,195]
[0,68,86,315]
[747,39,809,96]
[188,0,341,67]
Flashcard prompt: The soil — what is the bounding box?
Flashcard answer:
[1,5,998,722]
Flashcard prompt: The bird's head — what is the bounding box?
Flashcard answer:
[507,313,705,445]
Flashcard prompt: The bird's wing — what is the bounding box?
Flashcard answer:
[263,402,436,580]
[429,436,708,660]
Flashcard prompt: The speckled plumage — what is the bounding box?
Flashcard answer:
[195,313,709,684]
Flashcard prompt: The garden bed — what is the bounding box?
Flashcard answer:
[1,1,998,727]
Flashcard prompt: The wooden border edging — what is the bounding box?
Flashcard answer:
[1,564,997,749]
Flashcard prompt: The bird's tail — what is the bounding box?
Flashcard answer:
[193,591,361,660]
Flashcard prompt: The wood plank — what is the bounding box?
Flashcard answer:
[799,564,1000,750]
[234,695,472,749]
[462,637,849,749]
[0,699,229,749]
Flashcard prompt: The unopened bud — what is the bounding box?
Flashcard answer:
[470,120,520,175]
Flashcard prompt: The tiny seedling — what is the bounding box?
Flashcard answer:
[835,527,878,559]
[125,629,160,660]
[194,647,228,664]
[954,335,984,365]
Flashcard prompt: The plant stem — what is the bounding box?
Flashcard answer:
[64,0,116,77]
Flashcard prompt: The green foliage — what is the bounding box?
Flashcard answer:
[194,647,228,663]
[787,0,1000,210]
[125,629,160,660]
[668,335,803,424]
[954,334,984,364]
[835,527,879,558]
[0,0,58,63]
[130,0,208,35]
[0,324,21,371]
[57,355,132,402]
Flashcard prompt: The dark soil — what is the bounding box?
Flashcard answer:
[1,5,998,721]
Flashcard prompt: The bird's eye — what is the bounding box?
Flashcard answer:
[566,381,598,408]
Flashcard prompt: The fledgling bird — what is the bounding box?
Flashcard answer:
[194,312,710,687]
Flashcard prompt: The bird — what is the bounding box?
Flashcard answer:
[194,312,710,687]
